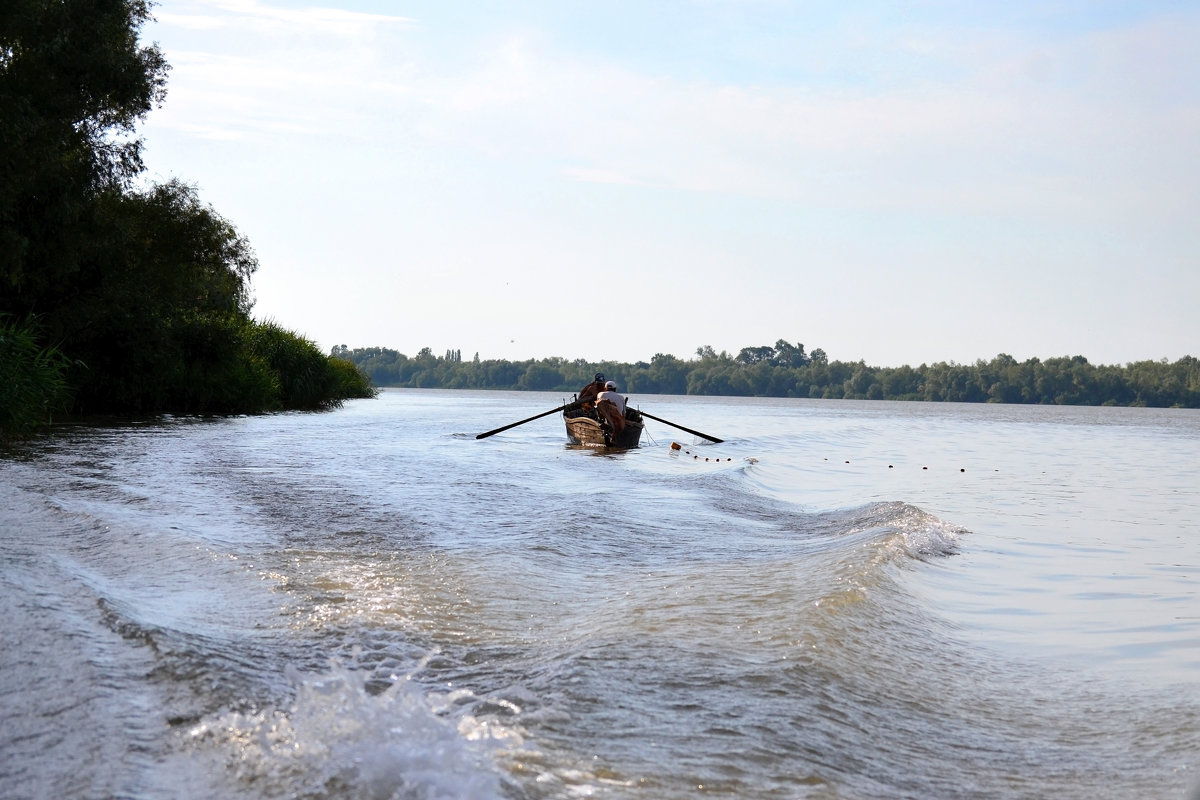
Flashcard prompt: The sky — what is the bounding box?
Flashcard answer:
[135,0,1200,367]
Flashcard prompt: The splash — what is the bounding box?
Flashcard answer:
[182,663,513,800]
[822,500,966,562]
[871,501,966,560]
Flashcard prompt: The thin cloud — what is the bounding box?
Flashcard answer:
[148,3,1200,224]
[561,167,656,187]
[166,0,415,34]
[410,15,1199,224]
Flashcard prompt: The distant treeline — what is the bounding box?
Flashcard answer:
[334,341,1200,408]
[2,2,373,438]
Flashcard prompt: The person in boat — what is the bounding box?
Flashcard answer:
[594,380,627,442]
[577,372,606,411]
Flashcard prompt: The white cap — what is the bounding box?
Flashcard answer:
[605,380,616,389]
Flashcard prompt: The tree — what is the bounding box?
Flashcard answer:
[1,0,168,306]
[844,362,876,398]
[329,342,1198,408]
[62,182,259,411]
[736,345,774,365]
[519,363,562,391]
[648,353,688,395]
[773,339,809,367]
[1,3,370,422]
[881,364,920,399]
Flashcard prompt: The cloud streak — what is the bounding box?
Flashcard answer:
[149,3,1200,220]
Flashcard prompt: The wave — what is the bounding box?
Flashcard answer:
[819,500,966,561]
[178,662,511,800]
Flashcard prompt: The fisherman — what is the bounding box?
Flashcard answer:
[577,372,606,411]
[594,380,627,443]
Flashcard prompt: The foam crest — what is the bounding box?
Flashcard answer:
[830,501,965,561]
[877,501,966,560]
[183,664,510,800]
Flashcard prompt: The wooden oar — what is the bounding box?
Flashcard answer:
[476,401,580,439]
[638,410,723,443]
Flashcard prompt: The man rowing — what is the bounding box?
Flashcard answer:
[577,372,606,411]
[594,380,627,443]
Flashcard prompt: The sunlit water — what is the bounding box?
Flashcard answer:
[2,389,1197,799]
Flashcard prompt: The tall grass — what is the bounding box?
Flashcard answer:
[247,320,375,410]
[2,314,374,427]
[170,312,280,413]
[0,316,72,438]
[326,355,377,401]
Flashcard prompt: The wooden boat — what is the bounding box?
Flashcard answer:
[563,405,644,449]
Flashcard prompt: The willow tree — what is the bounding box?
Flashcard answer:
[1,2,375,419]
[1,0,168,320]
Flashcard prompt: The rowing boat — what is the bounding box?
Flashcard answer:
[563,406,644,449]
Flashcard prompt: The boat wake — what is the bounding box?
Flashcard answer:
[823,500,965,560]
[176,662,511,800]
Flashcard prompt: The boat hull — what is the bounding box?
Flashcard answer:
[563,408,643,449]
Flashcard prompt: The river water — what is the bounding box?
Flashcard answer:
[2,389,1197,799]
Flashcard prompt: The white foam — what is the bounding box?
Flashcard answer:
[183,663,510,799]
[884,502,966,560]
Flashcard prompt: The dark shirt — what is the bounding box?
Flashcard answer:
[578,380,605,404]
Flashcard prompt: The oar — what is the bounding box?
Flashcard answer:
[638,410,724,443]
[476,402,580,439]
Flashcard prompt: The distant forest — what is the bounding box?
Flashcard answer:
[333,341,1200,408]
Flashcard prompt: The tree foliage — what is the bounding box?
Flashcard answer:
[1,1,374,435]
[1,0,168,299]
[334,343,1200,409]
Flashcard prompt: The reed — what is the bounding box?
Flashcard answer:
[247,320,374,410]
[168,313,281,413]
[0,316,72,438]
[326,354,378,401]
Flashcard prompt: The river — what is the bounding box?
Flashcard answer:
[2,389,1197,799]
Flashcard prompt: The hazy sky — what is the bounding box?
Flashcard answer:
[137,0,1199,367]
